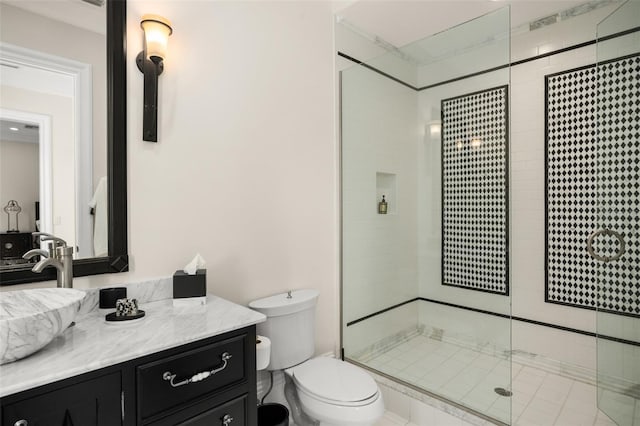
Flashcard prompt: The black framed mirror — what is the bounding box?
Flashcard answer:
[0,0,128,285]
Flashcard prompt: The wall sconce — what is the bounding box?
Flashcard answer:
[429,120,442,138]
[136,14,172,142]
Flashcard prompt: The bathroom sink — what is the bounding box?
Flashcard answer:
[0,288,85,365]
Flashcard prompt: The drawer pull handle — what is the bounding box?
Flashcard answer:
[14,421,28,426]
[222,414,234,425]
[162,352,232,388]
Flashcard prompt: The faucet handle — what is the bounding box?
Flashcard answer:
[32,231,54,238]
[33,232,68,248]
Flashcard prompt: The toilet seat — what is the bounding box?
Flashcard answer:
[285,358,385,425]
[296,387,384,426]
[290,358,379,406]
[296,382,380,407]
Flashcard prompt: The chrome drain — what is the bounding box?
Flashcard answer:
[494,387,512,397]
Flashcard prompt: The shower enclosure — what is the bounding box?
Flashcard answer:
[340,7,512,424]
[339,1,639,425]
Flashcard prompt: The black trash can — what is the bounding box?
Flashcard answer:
[258,403,289,426]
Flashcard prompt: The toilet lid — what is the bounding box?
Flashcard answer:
[292,358,378,403]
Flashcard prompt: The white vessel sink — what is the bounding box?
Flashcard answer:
[0,288,85,365]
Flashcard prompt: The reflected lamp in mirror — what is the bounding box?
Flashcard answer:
[4,200,22,233]
[429,120,442,138]
[136,14,172,142]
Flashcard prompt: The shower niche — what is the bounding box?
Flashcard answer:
[375,172,396,215]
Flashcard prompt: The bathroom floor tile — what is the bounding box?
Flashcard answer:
[516,404,559,426]
[375,411,409,426]
[533,378,572,405]
[461,387,500,412]
[593,411,620,426]
[554,406,599,426]
[355,333,638,426]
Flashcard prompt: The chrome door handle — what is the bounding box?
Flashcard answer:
[586,229,626,262]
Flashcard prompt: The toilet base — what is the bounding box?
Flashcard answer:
[284,373,320,426]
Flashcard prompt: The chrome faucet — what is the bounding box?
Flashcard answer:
[23,232,74,288]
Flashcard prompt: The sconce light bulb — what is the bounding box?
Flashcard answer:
[429,121,442,137]
[141,14,172,61]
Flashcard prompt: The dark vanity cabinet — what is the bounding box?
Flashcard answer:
[0,232,34,265]
[1,326,257,426]
[1,370,122,426]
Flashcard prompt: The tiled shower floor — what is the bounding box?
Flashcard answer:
[358,334,640,425]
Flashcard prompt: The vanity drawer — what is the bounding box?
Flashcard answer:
[181,394,246,426]
[149,393,247,426]
[137,334,246,421]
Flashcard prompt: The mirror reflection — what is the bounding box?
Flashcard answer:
[0,0,108,268]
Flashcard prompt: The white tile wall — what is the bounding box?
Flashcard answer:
[344,302,418,357]
[418,302,510,353]
[341,62,420,337]
[510,3,620,63]
[339,0,637,353]
[419,20,640,371]
[417,68,510,318]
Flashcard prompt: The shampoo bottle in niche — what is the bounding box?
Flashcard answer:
[378,195,388,214]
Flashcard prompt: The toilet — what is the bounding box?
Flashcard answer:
[249,289,384,426]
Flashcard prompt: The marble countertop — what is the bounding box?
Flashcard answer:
[0,295,265,397]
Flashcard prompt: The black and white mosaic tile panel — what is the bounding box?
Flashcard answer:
[545,54,640,317]
[441,85,509,295]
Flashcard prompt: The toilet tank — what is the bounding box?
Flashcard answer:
[249,289,319,370]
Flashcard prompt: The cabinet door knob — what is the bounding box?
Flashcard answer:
[14,420,28,426]
[222,414,233,425]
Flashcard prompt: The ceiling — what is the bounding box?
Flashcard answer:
[1,0,105,35]
[0,62,74,98]
[0,119,39,144]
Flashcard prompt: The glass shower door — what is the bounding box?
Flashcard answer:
[594,1,640,425]
[339,6,511,424]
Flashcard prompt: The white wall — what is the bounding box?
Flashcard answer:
[49,0,337,356]
[3,0,338,357]
[0,3,107,186]
[0,139,39,233]
[1,86,75,245]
